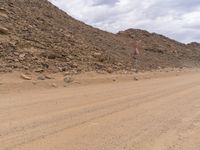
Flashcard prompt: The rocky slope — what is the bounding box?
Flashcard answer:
[0,0,200,73]
[187,42,200,52]
[117,29,200,69]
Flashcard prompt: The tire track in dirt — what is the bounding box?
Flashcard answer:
[1,73,200,150]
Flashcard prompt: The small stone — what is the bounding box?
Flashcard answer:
[64,76,73,83]
[72,63,78,68]
[23,66,29,70]
[134,77,139,81]
[37,75,45,80]
[0,8,8,18]
[47,53,57,59]
[21,73,32,80]
[0,8,7,13]
[72,70,78,75]
[9,41,17,47]
[19,53,26,58]
[13,52,19,56]
[35,68,44,73]
[64,71,71,76]
[93,52,102,57]
[32,82,37,85]
[44,75,53,79]
[42,63,49,68]
[0,26,9,35]
[58,67,66,72]
[6,56,14,61]
[51,83,57,88]
[14,59,19,62]
[107,67,113,73]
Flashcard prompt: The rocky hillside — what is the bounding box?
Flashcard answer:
[187,42,200,52]
[0,0,200,73]
[117,29,200,69]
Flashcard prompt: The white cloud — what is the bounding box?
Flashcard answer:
[49,0,200,43]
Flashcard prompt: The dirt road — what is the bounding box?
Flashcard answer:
[1,71,200,150]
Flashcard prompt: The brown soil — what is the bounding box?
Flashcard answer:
[1,69,200,150]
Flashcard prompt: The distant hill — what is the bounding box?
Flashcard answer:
[0,0,200,73]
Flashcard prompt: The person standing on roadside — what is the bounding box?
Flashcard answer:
[132,40,141,73]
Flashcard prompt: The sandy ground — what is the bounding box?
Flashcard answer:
[0,68,200,150]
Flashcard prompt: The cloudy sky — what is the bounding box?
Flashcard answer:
[49,0,200,43]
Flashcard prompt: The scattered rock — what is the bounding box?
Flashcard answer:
[23,66,29,70]
[94,62,104,70]
[9,41,17,47]
[72,70,79,75]
[37,75,46,80]
[41,63,49,69]
[44,75,53,79]
[0,26,9,35]
[64,71,71,76]
[64,76,73,83]
[0,8,8,18]
[13,52,19,56]
[35,68,44,73]
[107,67,113,73]
[134,77,139,81]
[93,52,102,57]
[21,73,32,80]
[19,54,26,61]
[51,83,57,88]
[19,53,26,58]
[72,63,78,68]
[32,82,37,85]
[58,67,66,72]
[14,59,19,62]
[0,8,7,12]
[47,53,58,59]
